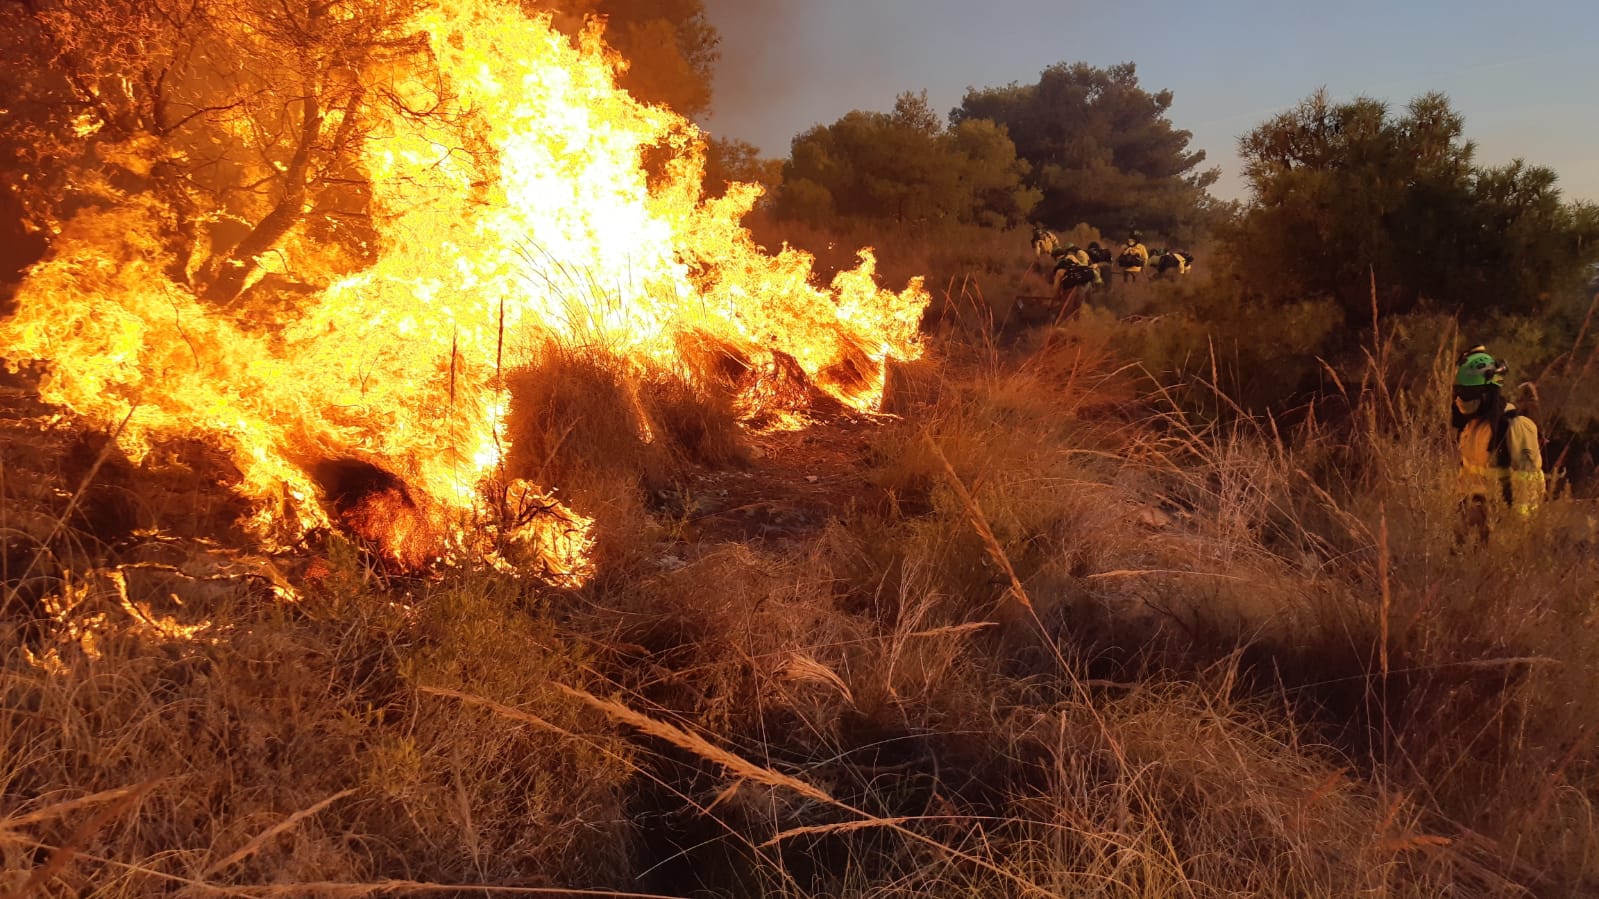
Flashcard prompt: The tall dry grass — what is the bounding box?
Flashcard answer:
[830,313,1599,894]
[7,304,1599,897]
[0,542,637,895]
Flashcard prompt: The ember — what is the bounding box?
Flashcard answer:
[312,459,441,572]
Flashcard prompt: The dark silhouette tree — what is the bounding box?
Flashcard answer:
[953,62,1218,239]
[702,136,781,200]
[540,0,720,119]
[1234,89,1599,326]
[777,92,1039,228]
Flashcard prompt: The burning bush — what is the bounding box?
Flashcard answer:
[0,0,926,582]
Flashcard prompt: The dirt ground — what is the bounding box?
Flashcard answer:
[678,413,885,545]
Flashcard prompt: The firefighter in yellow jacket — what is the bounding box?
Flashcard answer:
[1116,233,1149,283]
[1452,347,1544,537]
[1031,225,1060,258]
[1050,243,1098,292]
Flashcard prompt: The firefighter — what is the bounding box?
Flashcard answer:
[1050,245,1097,293]
[1152,249,1191,277]
[1074,244,1104,288]
[1452,346,1545,540]
[1116,232,1149,283]
[1087,238,1112,283]
[1031,224,1060,258]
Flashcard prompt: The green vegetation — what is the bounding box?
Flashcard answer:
[777,92,1039,229]
[1233,90,1599,328]
[760,75,1599,456]
[954,62,1222,238]
[770,63,1221,244]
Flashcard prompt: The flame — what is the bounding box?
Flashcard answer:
[1,0,927,577]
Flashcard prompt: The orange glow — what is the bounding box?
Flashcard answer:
[1,1,927,577]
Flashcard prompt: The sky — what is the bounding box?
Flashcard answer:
[700,0,1599,204]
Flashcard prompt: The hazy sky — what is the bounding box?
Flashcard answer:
[700,0,1599,203]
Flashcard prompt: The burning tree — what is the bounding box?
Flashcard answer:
[538,0,722,120]
[0,0,929,578]
[0,0,431,301]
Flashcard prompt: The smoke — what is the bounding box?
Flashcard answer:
[698,0,797,153]
[0,189,47,301]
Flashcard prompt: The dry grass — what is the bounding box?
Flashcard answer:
[7,312,1599,897]
[0,540,635,895]
[501,341,744,502]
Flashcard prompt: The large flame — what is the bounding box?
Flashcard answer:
[1,0,927,577]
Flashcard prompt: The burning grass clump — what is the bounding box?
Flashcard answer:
[311,457,444,572]
[15,300,1599,896]
[497,342,745,576]
[503,347,664,495]
[502,342,745,503]
[636,369,744,469]
[673,329,832,424]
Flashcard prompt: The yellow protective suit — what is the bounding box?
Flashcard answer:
[1118,241,1148,273]
[1458,402,1545,515]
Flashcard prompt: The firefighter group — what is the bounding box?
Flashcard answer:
[1025,225,1556,542]
[1030,225,1192,296]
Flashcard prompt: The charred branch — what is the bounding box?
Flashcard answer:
[201,84,323,301]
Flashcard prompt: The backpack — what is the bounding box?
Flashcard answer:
[1117,250,1142,268]
[1088,245,1112,264]
[1490,410,1524,503]
[1059,263,1095,287]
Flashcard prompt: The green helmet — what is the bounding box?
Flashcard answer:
[1455,347,1506,387]
[1064,243,1079,252]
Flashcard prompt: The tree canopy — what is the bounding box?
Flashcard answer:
[953,62,1218,240]
[0,0,725,302]
[1233,89,1599,325]
[702,136,782,200]
[0,0,427,302]
[541,0,721,119]
[776,92,1039,228]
